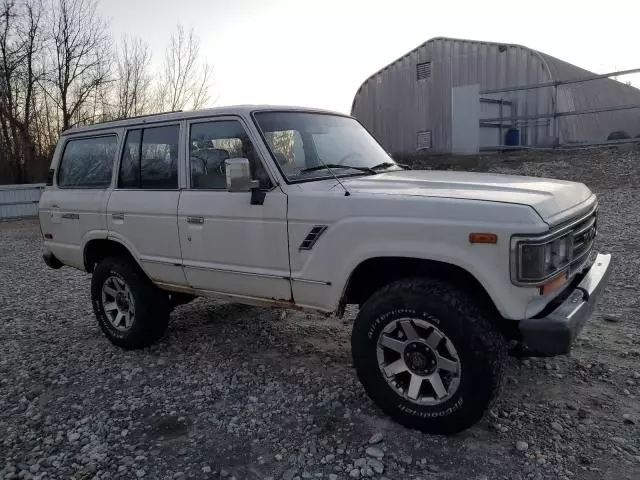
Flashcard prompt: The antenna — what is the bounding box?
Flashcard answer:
[314,158,351,197]
[327,166,351,197]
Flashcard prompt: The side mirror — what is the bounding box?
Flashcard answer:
[225,158,258,192]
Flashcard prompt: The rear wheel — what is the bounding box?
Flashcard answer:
[351,278,506,434]
[91,256,170,349]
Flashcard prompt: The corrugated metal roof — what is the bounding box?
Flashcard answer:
[538,52,640,141]
[352,36,640,153]
[352,37,554,153]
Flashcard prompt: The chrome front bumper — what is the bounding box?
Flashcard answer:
[519,253,612,356]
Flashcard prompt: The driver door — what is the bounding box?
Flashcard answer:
[177,116,291,302]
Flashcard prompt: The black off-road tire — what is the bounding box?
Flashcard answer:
[91,256,170,350]
[351,278,507,434]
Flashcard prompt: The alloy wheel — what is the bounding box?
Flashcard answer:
[101,275,136,332]
[376,317,461,405]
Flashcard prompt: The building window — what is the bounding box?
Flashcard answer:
[416,131,432,150]
[416,62,431,80]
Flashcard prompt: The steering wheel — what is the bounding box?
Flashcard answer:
[335,151,364,166]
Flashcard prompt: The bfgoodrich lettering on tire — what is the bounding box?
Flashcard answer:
[351,278,507,434]
[91,256,170,350]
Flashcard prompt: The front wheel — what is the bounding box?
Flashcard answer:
[91,256,170,349]
[351,278,507,434]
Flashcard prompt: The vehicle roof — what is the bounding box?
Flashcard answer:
[62,105,349,136]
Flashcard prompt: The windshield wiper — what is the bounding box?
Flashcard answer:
[371,162,396,170]
[371,162,411,171]
[300,164,376,174]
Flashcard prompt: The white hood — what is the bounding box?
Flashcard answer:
[340,170,594,223]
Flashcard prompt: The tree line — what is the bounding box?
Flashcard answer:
[0,0,213,184]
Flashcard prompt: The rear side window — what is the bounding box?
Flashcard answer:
[57,135,117,188]
[118,125,179,189]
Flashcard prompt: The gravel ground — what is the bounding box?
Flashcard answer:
[1,147,639,480]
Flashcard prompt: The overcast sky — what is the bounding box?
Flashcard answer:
[97,0,639,113]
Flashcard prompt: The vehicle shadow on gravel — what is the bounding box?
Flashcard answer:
[167,299,353,362]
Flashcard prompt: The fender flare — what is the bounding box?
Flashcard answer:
[82,233,148,276]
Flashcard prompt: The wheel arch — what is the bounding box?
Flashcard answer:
[340,256,502,321]
[83,238,143,274]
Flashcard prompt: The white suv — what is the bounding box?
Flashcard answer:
[38,106,611,433]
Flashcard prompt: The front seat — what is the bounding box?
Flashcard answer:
[191,148,230,189]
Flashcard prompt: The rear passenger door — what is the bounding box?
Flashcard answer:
[107,123,187,286]
[39,133,118,270]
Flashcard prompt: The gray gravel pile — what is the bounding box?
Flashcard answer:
[1,147,639,480]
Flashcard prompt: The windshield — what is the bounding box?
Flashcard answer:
[253,111,397,182]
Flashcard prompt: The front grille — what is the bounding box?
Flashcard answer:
[570,209,597,271]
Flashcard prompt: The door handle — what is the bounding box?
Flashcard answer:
[112,213,125,221]
[61,213,79,220]
[186,216,204,225]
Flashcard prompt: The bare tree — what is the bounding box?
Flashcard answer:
[47,0,110,131]
[115,35,151,118]
[0,0,43,183]
[33,66,59,156]
[0,0,22,181]
[71,52,112,125]
[158,25,212,111]
[191,62,212,110]
[0,1,221,184]
[19,0,41,179]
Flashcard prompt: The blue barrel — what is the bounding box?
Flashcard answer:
[505,128,520,146]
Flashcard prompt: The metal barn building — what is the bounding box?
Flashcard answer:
[351,37,640,154]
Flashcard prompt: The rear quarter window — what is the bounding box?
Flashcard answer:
[57,135,118,188]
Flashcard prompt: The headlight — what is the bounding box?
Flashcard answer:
[512,232,574,285]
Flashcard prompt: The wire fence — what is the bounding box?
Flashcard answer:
[479,67,640,150]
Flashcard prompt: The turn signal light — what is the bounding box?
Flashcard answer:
[540,272,568,295]
[469,233,498,244]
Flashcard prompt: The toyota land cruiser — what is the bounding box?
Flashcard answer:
[38,106,611,433]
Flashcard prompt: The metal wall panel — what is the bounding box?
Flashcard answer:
[0,184,45,219]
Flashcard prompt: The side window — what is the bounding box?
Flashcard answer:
[118,125,179,189]
[58,135,117,188]
[119,130,141,188]
[190,120,270,190]
[141,125,179,189]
